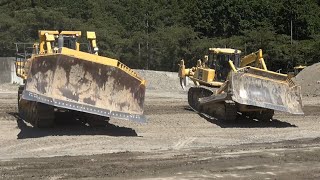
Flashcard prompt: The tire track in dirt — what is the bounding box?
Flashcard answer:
[173,137,197,150]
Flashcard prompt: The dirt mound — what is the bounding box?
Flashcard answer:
[294,63,320,97]
[135,70,191,91]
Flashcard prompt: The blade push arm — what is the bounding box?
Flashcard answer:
[240,49,267,70]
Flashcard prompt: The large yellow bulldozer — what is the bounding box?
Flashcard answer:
[15,30,146,127]
[178,48,303,122]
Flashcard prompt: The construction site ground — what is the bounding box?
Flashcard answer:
[1,68,320,179]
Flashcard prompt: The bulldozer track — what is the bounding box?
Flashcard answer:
[188,86,237,122]
[24,101,55,128]
[243,109,275,122]
[188,86,213,112]
[82,113,110,127]
[19,86,55,128]
[34,102,55,128]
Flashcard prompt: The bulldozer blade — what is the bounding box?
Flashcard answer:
[22,54,146,122]
[230,70,303,114]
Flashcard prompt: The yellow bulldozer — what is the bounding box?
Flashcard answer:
[287,65,307,78]
[178,48,303,122]
[15,30,146,127]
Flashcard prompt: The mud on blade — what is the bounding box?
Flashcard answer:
[23,54,146,122]
[230,71,303,114]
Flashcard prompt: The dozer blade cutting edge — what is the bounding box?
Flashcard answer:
[22,51,146,122]
[230,67,303,115]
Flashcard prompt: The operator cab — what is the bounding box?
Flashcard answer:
[208,48,241,82]
[56,34,78,50]
[294,65,306,75]
[38,30,99,55]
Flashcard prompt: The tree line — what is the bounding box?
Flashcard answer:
[0,0,320,72]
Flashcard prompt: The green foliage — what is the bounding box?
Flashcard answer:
[0,0,320,72]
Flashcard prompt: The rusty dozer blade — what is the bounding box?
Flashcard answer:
[22,54,146,122]
[230,67,303,114]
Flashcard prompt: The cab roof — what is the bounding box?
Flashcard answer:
[209,48,241,54]
[38,30,82,37]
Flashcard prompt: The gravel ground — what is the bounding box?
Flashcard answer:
[135,70,193,92]
[1,91,320,160]
[0,70,320,179]
[0,83,18,92]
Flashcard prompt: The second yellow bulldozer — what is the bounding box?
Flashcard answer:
[15,30,146,127]
[179,48,303,122]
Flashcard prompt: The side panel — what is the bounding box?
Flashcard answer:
[22,54,146,122]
